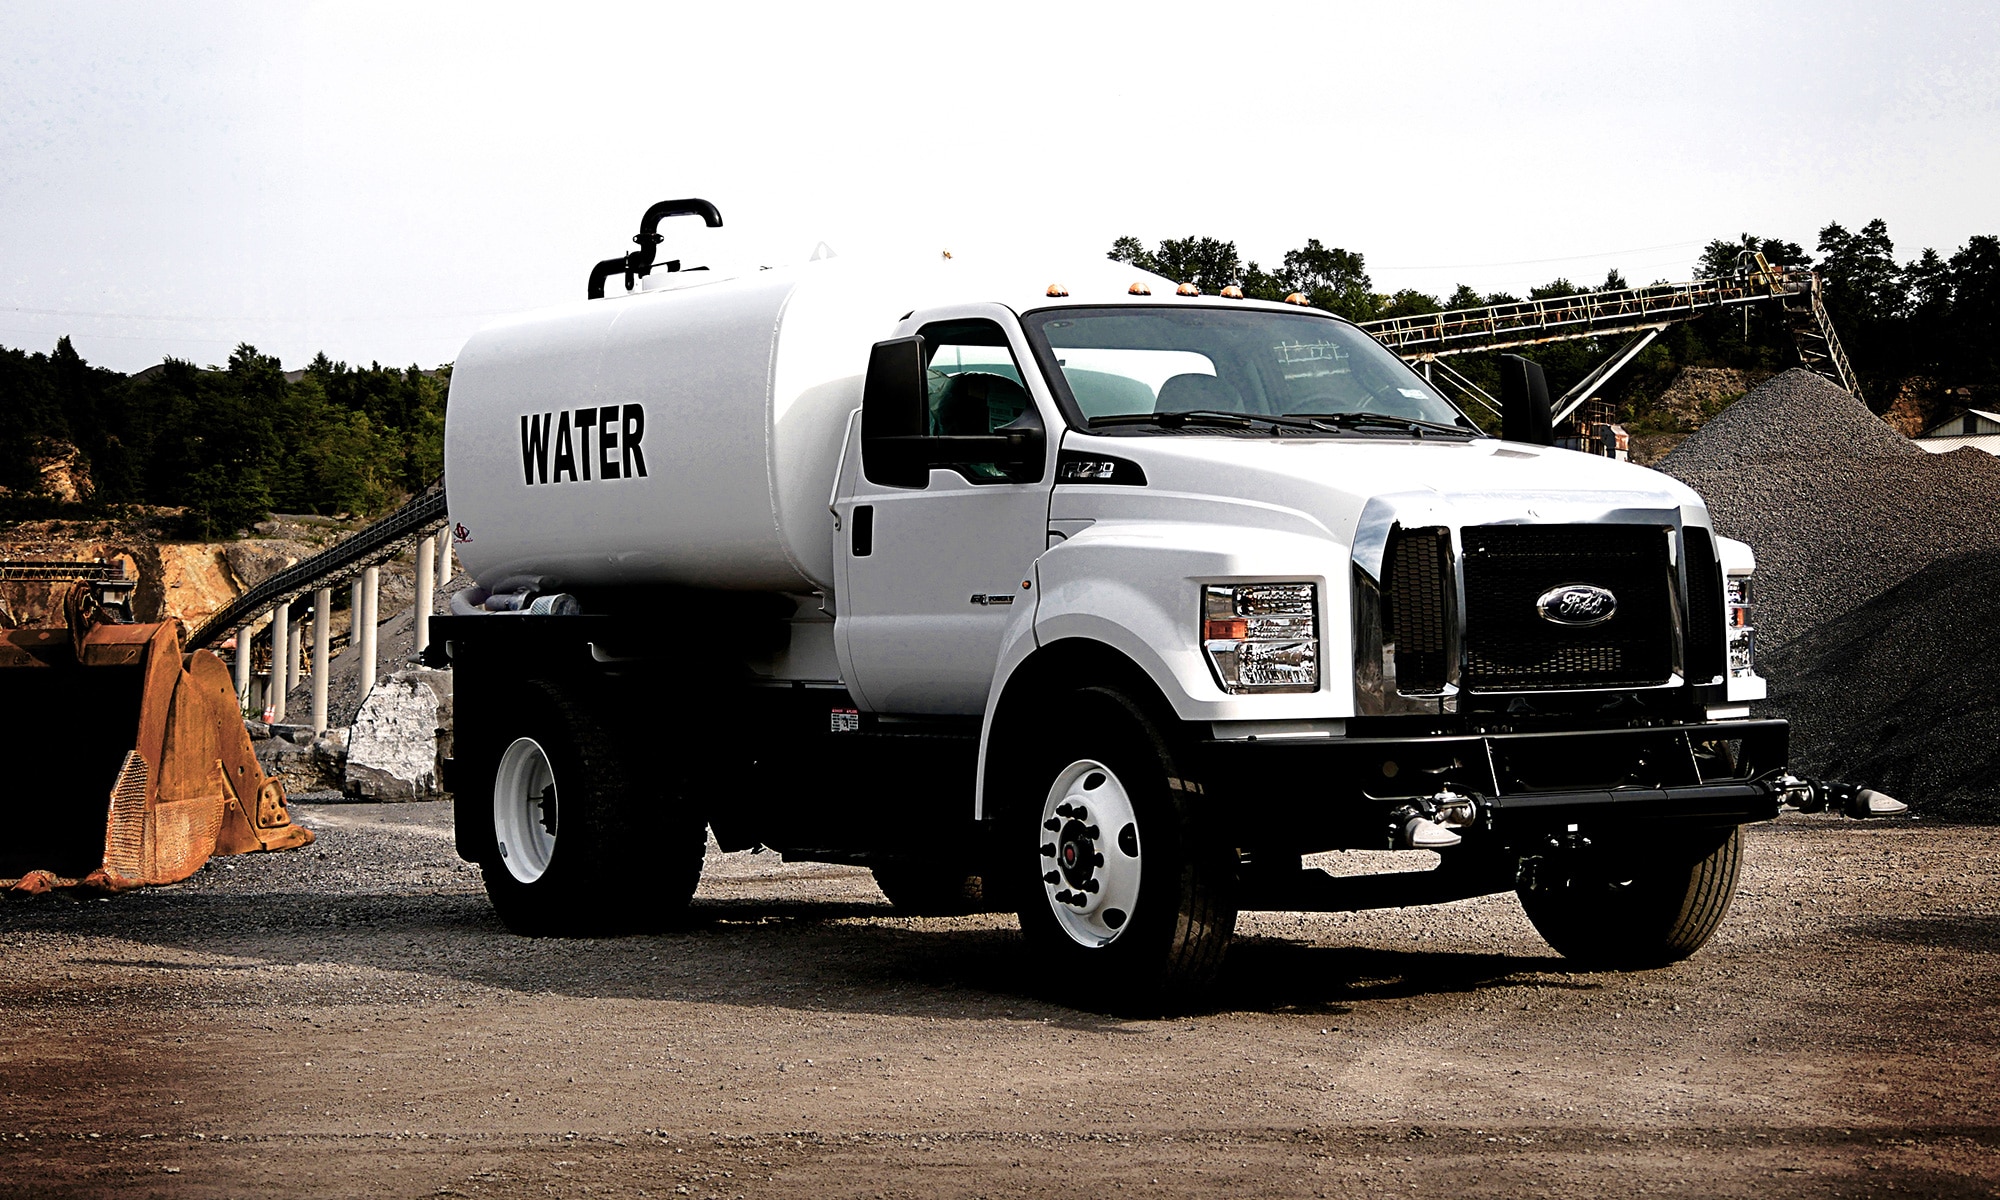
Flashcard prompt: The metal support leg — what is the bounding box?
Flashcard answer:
[415,536,435,654]
[360,566,379,700]
[436,528,452,589]
[269,602,289,723]
[312,588,331,734]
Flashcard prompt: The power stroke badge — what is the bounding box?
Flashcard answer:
[1536,583,1617,627]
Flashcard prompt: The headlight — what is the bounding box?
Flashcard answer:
[1202,583,1319,693]
[1726,576,1756,679]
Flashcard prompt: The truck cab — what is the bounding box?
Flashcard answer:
[434,244,1785,1013]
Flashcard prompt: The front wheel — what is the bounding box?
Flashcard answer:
[1011,686,1237,1015]
[1517,826,1744,969]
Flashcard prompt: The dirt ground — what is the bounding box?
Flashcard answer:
[1,804,1995,1199]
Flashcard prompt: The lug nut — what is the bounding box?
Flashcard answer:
[1044,818,1061,832]
[1043,871,1059,884]
[1055,803,1074,818]
[1055,889,1074,904]
[1083,879,1100,893]
[1092,853,1105,868]
[1083,825,1100,839]
[1040,842,1056,857]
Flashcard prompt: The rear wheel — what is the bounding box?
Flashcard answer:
[1012,686,1236,1015]
[1517,826,1743,969]
[478,680,706,936]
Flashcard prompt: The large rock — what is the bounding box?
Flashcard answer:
[344,666,453,801]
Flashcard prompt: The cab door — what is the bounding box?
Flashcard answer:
[832,310,1056,715]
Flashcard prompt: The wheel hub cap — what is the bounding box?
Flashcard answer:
[1040,759,1142,947]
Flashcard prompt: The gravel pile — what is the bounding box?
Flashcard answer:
[1658,369,2000,817]
[1761,548,2000,820]
[1660,369,2000,652]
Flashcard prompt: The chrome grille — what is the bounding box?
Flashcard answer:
[1460,524,1675,692]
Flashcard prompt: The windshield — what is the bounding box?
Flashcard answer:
[1022,306,1471,432]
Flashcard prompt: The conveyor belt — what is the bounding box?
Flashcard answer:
[185,483,447,651]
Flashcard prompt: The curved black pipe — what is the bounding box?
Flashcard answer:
[587,198,724,299]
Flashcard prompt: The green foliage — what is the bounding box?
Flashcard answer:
[0,340,448,535]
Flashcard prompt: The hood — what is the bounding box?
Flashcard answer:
[1055,432,1711,572]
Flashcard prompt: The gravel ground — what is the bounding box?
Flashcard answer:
[2,802,1996,1198]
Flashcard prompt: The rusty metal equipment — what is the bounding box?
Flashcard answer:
[0,563,312,894]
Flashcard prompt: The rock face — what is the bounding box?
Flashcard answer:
[344,666,453,801]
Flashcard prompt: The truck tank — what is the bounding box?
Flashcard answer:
[444,259,916,594]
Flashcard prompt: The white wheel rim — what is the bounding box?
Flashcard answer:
[1039,758,1142,947]
[493,737,558,884]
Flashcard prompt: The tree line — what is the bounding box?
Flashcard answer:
[0,342,446,537]
[4,216,1992,536]
[1111,220,2000,434]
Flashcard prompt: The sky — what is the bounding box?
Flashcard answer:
[1,1,1996,373]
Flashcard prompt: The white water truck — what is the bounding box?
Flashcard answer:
[430,200,1897,1012]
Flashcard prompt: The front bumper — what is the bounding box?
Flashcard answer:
[1197,718,1788,852]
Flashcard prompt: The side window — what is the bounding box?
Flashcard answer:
[920,319,1035,483]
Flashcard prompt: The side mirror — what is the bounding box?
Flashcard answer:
[861,336,930,488]
[1499,354,1554,446]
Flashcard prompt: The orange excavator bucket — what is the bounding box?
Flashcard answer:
[0,566,312,894]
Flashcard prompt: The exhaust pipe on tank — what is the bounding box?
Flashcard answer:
[587,198,724,299]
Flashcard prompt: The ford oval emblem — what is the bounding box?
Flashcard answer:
[1536,583,1617,627]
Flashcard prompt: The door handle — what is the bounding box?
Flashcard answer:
[851,505,874,557]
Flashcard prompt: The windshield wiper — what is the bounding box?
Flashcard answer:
[1294,412,1480,438]
[1091,409,1332,434]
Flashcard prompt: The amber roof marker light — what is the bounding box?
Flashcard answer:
[1128,282,1152,296]
[1283,292,1311,306]
[1046,283,1069,297]
[1176,282,1201,296]
[1220,285,1245,299]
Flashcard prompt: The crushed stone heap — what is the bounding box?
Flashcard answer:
[1658,369,2000,817]
[1660,369,2000,653]
[1762,547,2000,820]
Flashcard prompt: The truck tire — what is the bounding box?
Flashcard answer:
[479,680,706,936]
[1517,826,1743,969]
[1011,685,1237,1015]
[870,864,990,916]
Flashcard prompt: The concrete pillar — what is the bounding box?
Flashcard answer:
[415,535,436,653]
[311,587,331,734]
[436,528,452,589]
[268,602,289,723]
[359,565,379,700]
[349,577,363,652]
[286,598,303,693]
[234,625,252,704]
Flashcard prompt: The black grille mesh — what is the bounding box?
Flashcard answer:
[1461,524,1675,692]
[1387,528,1451,692]
[1683,527,1725,685]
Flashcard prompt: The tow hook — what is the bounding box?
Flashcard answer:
[1389,789,1479,850]
[1778,774,1909,818]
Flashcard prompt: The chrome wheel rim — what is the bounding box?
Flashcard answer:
[493,736,558,884]
[1039,758,1142,947]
